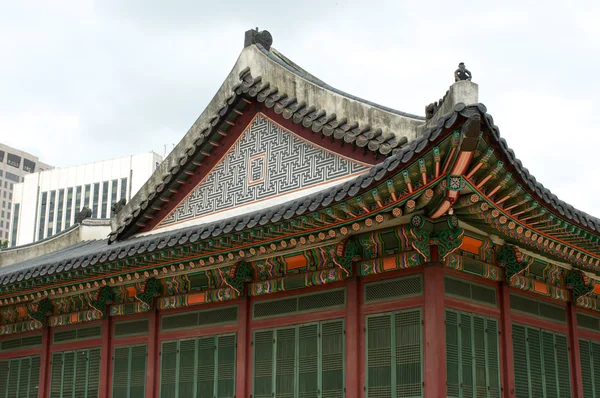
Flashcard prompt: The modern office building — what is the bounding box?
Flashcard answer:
[0,144,52,245]
[10,152,162,247]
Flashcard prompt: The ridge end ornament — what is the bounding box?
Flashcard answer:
[454,62,472,82]
[244,28,273,50]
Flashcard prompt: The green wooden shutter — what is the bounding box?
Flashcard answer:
[580,339,594,398]
[512,324,571,398]
[88,348,101,398]
[512,324,529,398]
[366,314,393,398]
[160,334,236,398]
[554,333,571,397]
[472,316,487,398]
[541,331,558,397]
[593,341,600,398]
[445,310,500,398]
[396,310,422,398]
[178,339,196,398]
[130,345,147,398]
[446,311,460,398]
[253,330,274,398]
[526,328,544,397]
[6,359,19,398]
[460,313,474,398]
[50,353,64,398]
[49,348,99,398]
[160,341,178,398]
[197,337,215,398]
[298,323,319,397]
[75,350,90,398]
[112,345,147,398]
[321,320,345,397]
[366,310,422,398]
[62,351,76,398]
[217,335,236,397]
[0,360,8,398]
[112,347,129,398]
[275,327,296,397]
[486,318,500,398]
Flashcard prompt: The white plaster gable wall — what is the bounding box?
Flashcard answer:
[138,174,362,236]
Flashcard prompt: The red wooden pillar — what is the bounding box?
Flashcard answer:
[38,326,51,398]
[499,281,515,397]
[235,296,249,398]
[99,316,112,398]
[146,309,159,398]
[423,264,446,398]
[567,303,584,398]
[345,277,360,398]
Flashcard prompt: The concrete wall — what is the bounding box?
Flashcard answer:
[0,219,111,267]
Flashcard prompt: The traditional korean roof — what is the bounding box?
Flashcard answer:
[109,31,426,240]
[1,28,600,312]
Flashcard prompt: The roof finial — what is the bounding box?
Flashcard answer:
[244,28,273,51]
[454,62,472,82]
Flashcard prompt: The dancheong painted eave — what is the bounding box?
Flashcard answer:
[2,28,600,300]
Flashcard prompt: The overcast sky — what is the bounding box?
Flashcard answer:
[1,0,599,215]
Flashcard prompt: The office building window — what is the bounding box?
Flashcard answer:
[0,150,4,162]
[47,190,56,237]
[38,192,47,240]
[75,186,82,212]
[56,189,65,233]
[65,187,73,229]
[5,172,19,182]
[23,158,36,173]
[101,181,109,218]
[92,183,99,217]
[111,179,118,215]
[10,203,19,247]
[120,177,128,200]
[84,184,91,208]
[6,153,21,168]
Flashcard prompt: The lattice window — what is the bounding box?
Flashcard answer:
[114,319,149,338]
[580,338,600,398]
[160,334,235,398]
[253,319,344,398]
[365,309,422,398]
[161,306,238,331]
[253,289,345,320]
[510,294,566,323]
[0,355,40,398]
[112,345,147,398]
[444,277,497,307]
[50,348,101,398]
[53,325,102,344]
[364,275,423,303]
[445,309,500,398]
[578,312,600,333]
[0,335,42,352]
[512,324,571,398]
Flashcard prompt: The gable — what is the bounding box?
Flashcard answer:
[155,114,370,230]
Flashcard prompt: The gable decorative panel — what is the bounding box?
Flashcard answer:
[158,114,370,228]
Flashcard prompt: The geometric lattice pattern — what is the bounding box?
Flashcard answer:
[159,114,370,227]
